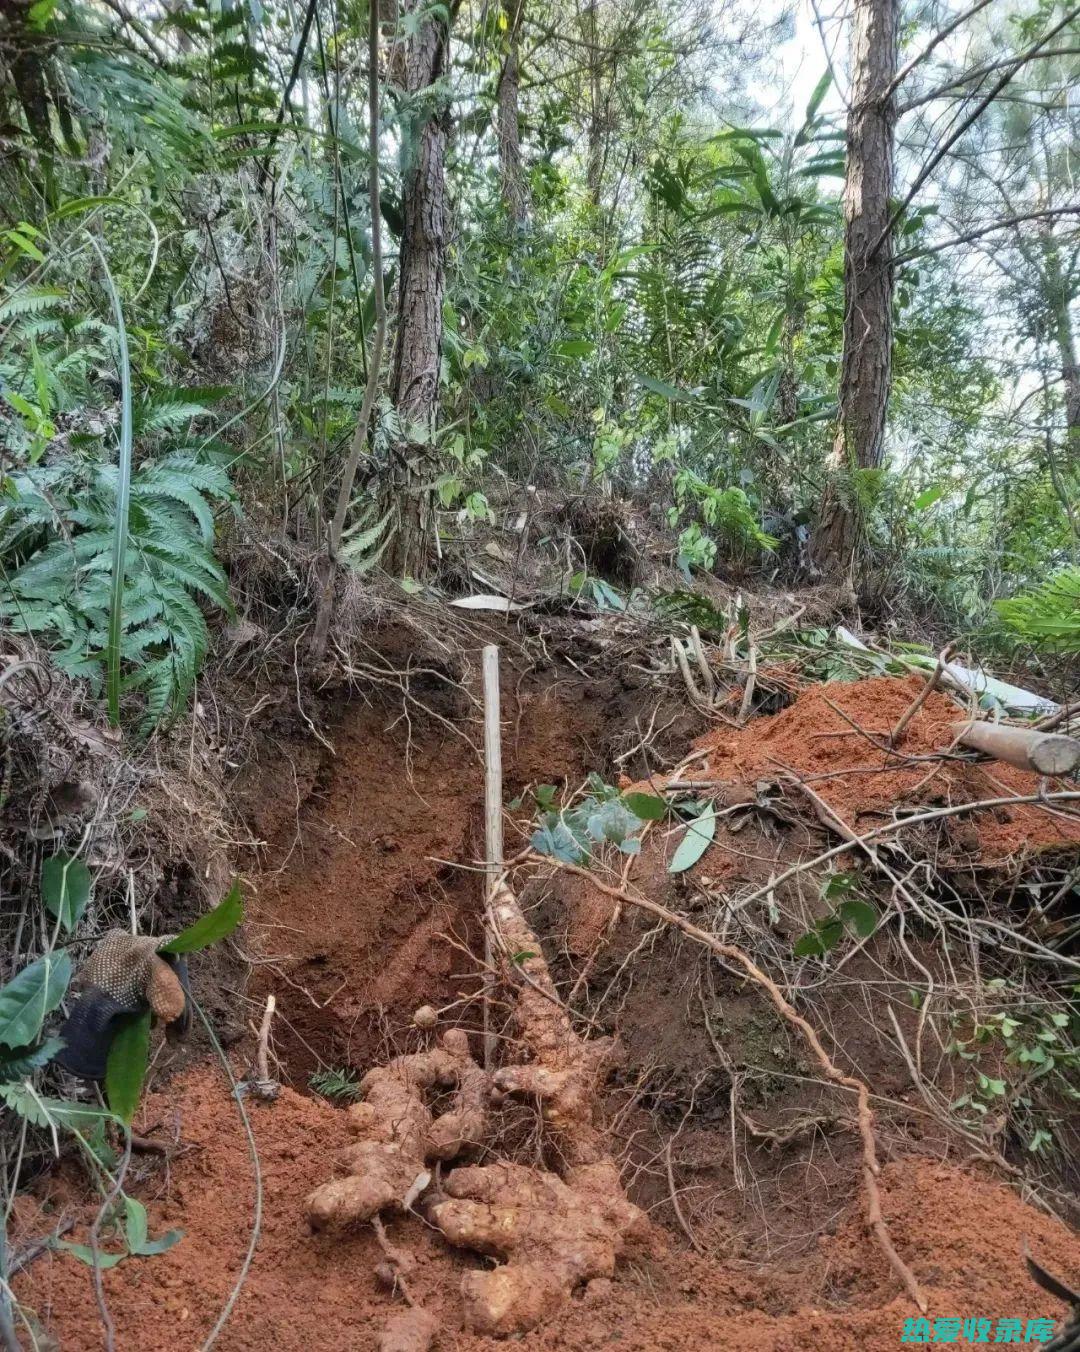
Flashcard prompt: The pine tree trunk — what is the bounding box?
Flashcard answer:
[497,0,528,224]
[583,0,605,208]
[386,0,452,577]
[810,0,898,577]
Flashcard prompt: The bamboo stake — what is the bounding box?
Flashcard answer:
[952,720,1080,775]
[482,644,504,1069]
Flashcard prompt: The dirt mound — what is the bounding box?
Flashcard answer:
[660,673,1080,860]
[16,1063,1078,1350]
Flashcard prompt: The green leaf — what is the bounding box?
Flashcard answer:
[0,1036,65,1083]
[531,817,589,865]
[553,339,595,359]
[622,793,667,821]
[818,917,844,951]
[6,230,46,262]
[912,483,946,511]
[0,952,72,1049]
[976,1073,1007,1096]
[133,1229,184,1257]
[795,70,833,144]
[633,373,694,402]
[838,898,878,938]
[822,871,858,900]
[106,1009,151,1126]
[125,1196,148,1254]
[793,930,827,958]
[41,854,93,933]
[55,1241,127,1270]
[0,1084,114,1133]
[669,804,717,872]
[159,880,244,954]
[49,196,126,221]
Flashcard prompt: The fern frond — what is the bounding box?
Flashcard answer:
[0,287,68,322]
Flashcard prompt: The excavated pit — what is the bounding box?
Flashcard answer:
[14,654,1080,1349]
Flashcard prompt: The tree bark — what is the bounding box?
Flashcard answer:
[385,0,452,577]
[810,0,898,576]
[583,0,605,208]
[497,0,529,224]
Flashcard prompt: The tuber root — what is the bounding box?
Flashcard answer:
[306,1027,487,1231]
[429,1162,644,1337]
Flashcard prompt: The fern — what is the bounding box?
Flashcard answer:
[0,287,68,323]
[0,453,233,725]
[995,570,1080,652]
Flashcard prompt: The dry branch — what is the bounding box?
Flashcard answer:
[890,642,954,746]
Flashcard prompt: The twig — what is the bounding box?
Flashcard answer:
[729,791,1080,915]
[688,626,715,701]
[530,854,928,1312]
[890,642,955,746]
[1035,700,1080,734]
[756,604,807,642]
[249,994,280,1101]
[192,998,263,1352]
[371,1214,419,1307]
[671,636,712,715]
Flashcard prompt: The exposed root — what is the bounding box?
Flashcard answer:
[304,877,644,1338]
[488,885,619,1170]
[533,854,929,1313]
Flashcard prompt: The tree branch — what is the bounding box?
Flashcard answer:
[899,45,1080,114]
[892,205,1080,266]
[870,2,1080,259]
[883,0,996,104]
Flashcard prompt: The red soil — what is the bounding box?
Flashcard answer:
[678,675,1080,860]
[16,1062,1079,1351]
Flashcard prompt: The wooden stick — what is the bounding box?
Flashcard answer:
[890,642,955,746]
[952,720,1080,775]
[482,644,504,1070]
[737,645,758,726]
[256,994,276,1086]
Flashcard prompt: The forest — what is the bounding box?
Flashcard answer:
[0,0,1079,1348]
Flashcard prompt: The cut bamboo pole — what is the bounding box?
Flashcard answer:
[952,720,1080,775]
[482,644,504,1069]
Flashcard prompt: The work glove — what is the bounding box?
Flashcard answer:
[54,931,191,1081]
